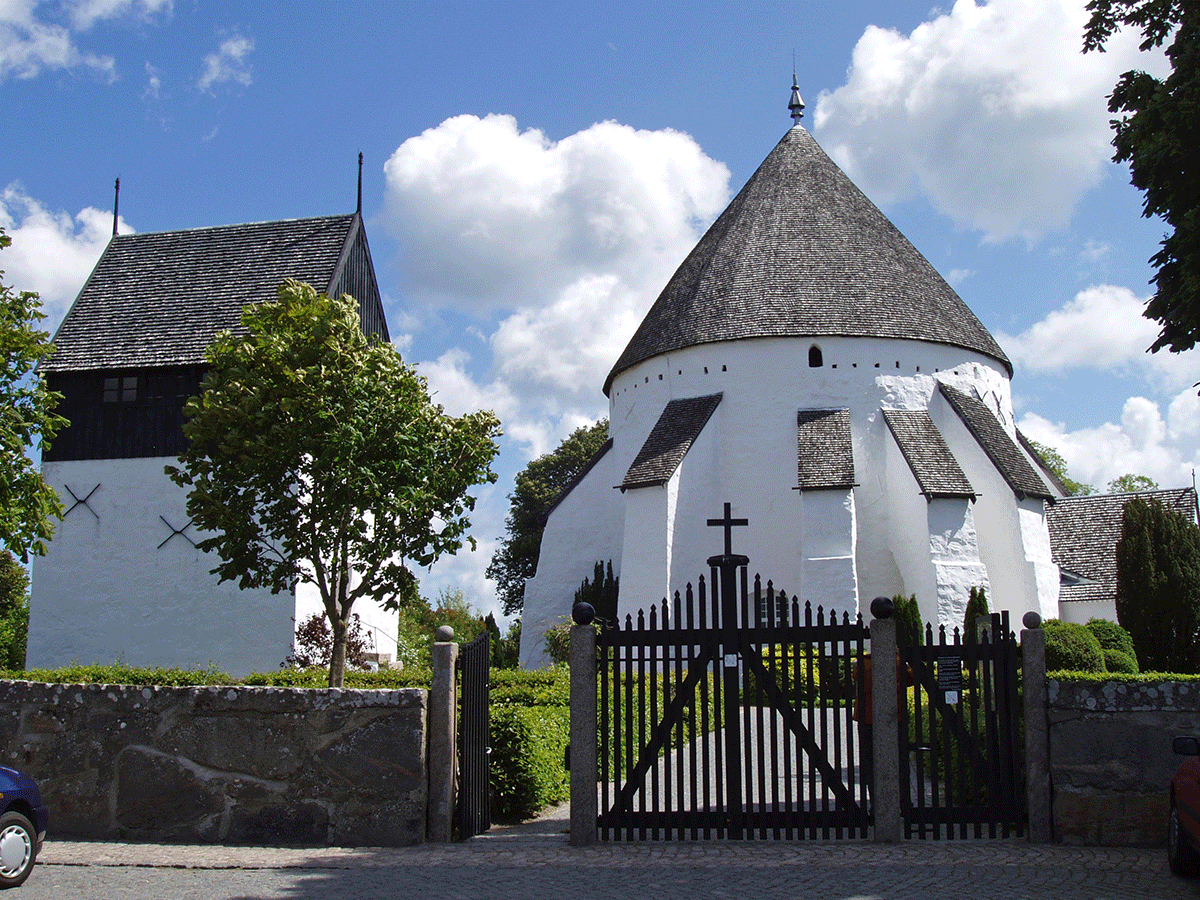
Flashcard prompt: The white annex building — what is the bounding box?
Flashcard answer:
[521,90,1070,667]
[29,211,398,676]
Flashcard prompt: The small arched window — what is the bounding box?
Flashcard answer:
[808,345,823,368]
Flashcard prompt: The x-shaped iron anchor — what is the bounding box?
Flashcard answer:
[158,516,196,549]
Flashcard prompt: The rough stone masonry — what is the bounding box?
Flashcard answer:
[0,680,428,846]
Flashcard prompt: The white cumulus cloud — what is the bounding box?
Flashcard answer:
[382,114,729,314]
[1020,390,1200,493]
[0,0,113,80]
[0,185,128,325]
[197,34,253,93]
[813,0,1168,242]
[997,283,1198,391]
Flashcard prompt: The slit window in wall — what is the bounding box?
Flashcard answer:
[808,345,823,368]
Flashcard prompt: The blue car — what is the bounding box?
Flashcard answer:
[0,767,46,888]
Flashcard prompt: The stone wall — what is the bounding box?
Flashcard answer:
[1048,679,1200,846]
[0,680,428,846]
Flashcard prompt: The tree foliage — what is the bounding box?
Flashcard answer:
[1115,495,1200,672]
[0,230,65,560]
[0,550,28,669]
[1085,1,1200,354]
[168,281,501,686]
[1107,473,1159,493]
[1026,440,1094,495]
[486,419,610,617]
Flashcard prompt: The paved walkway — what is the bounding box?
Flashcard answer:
[31,808,1194,900]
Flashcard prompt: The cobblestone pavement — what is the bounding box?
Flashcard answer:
[24,817,1199,900]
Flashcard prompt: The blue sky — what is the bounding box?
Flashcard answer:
[3,0,1197,617]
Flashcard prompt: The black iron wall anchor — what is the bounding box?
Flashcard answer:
[63,484,101,519]
[157,516,196,549]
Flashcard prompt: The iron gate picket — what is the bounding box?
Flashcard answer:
[898,611,1023,839]
[596,519,870,840]
[456,630,491,838]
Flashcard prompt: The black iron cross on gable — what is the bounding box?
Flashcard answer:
[707,502,748,557]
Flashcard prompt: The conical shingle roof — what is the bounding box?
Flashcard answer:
[604,126,1011,395]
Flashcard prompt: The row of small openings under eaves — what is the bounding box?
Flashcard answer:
[617,346,940,394]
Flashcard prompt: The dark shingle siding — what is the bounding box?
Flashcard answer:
[882,408,975,499]
[622,394,722,490]
[604,126,1010,394]
[46,215,365,371]
[1047,488,1199,605]
[938,383,1053,501]
[796,408,855,489]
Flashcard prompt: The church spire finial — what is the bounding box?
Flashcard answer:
[112,177,120,237]
[789,70,805,124]
[357,152,363,215]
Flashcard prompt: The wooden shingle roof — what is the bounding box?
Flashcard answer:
[604,126,1011,395]
[45,214,383,372]
[796,408,855,490]
[883,408,975,499]
[622,394,722,490]
[938,383,1053,501]
[1047,488,1199,605]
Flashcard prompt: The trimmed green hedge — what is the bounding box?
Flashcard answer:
[489,704,571,821]
[1048,671,1200,682]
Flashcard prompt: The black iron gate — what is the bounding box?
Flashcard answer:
[456,630,490,838]
[898,611,1023,839]
[596,509,870,840]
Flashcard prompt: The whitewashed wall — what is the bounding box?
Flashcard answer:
[522,334,1060,668]
[519,446,623,668]
[30,458,295,677]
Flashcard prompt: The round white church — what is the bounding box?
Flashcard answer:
[520,91,1063,667]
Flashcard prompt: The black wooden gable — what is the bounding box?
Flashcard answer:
[43,213,390,462]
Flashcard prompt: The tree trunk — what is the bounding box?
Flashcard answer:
[329,615,347,687]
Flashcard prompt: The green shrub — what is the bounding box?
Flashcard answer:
[1085,619,1136,657]
[489,704,570,820]
[1043,619,1106,672]
[1102,648,1140,674]
[543,622,571,665]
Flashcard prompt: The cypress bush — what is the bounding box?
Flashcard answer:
[963,586,989,640]
[892,594,923,644]
[1115,497,1200,673]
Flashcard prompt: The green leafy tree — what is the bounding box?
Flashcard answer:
[486,419,609,617]
[1026,440,1094,496]
[1084,2,1200,355]
[1107,473,1159,493]
[0,550,29,669]
[963,585,990,640]
[0,230,65,560]
[168,281,501,686]
[1115,496,1200,672]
